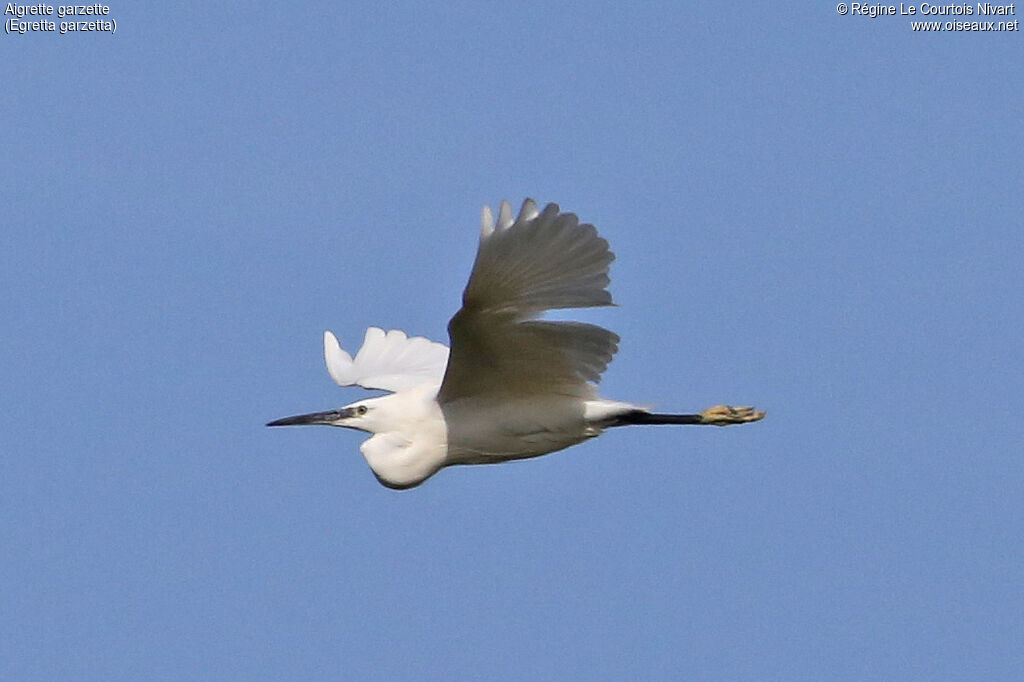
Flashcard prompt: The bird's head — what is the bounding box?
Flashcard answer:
[266,399,378,433]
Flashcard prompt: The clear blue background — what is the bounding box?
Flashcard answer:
[3,3,1021,680]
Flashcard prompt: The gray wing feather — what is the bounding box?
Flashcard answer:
[439,200,618,403]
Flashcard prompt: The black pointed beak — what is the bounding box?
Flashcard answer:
[266,407,355,427]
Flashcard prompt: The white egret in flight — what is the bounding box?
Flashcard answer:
[269,200,764,489]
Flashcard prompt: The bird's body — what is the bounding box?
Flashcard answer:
[445,394,594,464]
[269,200,764,489]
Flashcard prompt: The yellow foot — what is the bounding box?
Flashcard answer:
[699,405,766,426]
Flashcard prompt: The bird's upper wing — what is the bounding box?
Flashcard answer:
[437,199,619,404]
[324,327,450,393]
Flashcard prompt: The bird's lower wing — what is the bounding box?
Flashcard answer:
[438,200,618,403]
[440,312,618,401]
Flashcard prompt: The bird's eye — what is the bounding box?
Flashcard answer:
[356,405,368,416]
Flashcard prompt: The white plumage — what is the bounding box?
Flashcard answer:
[324,327,448,393]
[269,199,764,489]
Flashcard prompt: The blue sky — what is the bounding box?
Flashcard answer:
[2,2,1022,679]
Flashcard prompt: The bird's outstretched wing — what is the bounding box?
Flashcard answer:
[438,199,618,403]
[324,327,450,393]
